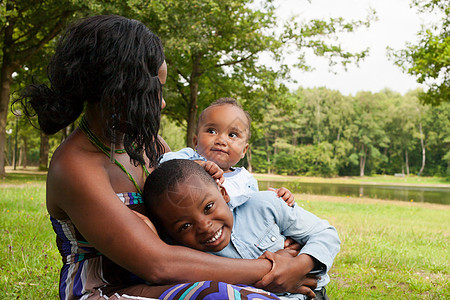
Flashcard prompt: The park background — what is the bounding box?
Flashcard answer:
[1,0,449,299]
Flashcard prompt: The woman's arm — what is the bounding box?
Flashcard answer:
[47,147,271,285]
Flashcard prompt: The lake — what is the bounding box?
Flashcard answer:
[258,180,450,205]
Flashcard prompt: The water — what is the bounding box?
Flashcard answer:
[258,180,450,205]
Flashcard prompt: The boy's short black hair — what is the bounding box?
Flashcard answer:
[143,159,216,213]
[197,97,252,140]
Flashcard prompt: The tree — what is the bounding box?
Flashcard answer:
[389,0,449,105]
[351,92,390,177]
[419,100,450,176]
[138,0,373,147]
[0,0,148,175]
[0,0,82,176]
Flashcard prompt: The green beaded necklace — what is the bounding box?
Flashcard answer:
[79,116,149,193]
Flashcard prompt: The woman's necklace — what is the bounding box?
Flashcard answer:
[78,116,149,193]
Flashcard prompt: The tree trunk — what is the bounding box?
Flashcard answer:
[0,23,15,176]
[418,122,426,176]
[11,134,16,170]
[61,126,68,141]
[246,146,252,173]
[359,145,366,177]
[22,138,28,169]
[315,102,321,144]
[405,149,409,176]
[39,132,50,171]
[273,132,278,173]
[291,129,298,146]
[359,155,366,177]
[18,146,23,168]
[4,146,11,165]
[185,55,203,148]
[265,135,271,174]
[186,80,198,148]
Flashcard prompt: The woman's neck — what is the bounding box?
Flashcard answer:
[84,107,125,149]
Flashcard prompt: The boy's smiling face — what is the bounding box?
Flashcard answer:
[154,176,234,252]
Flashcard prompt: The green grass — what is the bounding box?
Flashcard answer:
[300,196,449,299]
[0,182,60,298]
[1,172,449,299]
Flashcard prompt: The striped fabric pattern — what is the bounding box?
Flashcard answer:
[159,281,280,300]
[51,192,146,299]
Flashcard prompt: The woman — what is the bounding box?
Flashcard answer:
[15,15,316,299]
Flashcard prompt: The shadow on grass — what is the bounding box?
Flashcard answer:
[1,170,47,185]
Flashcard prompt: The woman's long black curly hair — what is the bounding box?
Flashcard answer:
[14,15,165,167]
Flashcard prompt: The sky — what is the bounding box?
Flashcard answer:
[272,0,436,96]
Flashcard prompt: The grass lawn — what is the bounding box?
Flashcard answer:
[1,171,449,299]
[299,194,449,299]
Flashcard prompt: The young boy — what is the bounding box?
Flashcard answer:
[160,98,294,209]
[143,159,340,300]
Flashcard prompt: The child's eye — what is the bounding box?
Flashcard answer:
[180,223,192,231]
[204,202,214,213]
[207,128,217,134]
[229,132,238,138]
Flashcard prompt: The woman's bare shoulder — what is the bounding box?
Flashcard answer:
[46,130,109,218]
[49,131,105,179]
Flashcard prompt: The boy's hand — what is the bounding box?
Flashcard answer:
[255,251,316,297]
[281,237,303,256]
[268,187,295,206]
[196,160,224,184]
[273,248,299,258]
[131,211,159,237]
[284,237,303,251]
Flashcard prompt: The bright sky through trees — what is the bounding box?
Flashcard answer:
[273,0,436,95]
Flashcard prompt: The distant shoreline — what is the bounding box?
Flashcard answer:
[254,173,450,188]
[3,166,449,188]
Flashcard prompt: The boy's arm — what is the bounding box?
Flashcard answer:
[251,191,339,295]
[275,197,341,274]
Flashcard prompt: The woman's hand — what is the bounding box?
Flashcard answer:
[254,251,317,298]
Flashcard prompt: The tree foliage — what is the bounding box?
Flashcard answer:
[249,88,449,177]
[134,0,373,147]
[390,0,449,105]
[4,1,448,179]
[0,0,82,175]
[0,0,149,175]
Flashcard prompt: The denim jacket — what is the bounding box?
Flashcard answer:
[212,191,341,298]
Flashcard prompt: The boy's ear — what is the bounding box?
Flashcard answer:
[241,143,249,159]
[193,135,198,149]
[219,185,231,203]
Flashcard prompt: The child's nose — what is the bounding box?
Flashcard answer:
[214,133,227,145]
[197,218,213,233]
